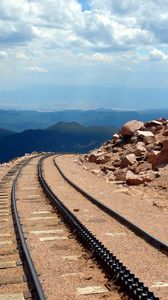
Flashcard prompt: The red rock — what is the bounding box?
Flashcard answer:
[147,150,160,163]
[137,130,155,144]
[120,154,137,168]
[162,139,168,150]
[136,162,151,173]
[114,169,126,181]
[156,117,167,124]
[120,120,144,136]
[126,170,144,185]
[144,120,163,127]
[152,143,168,168]
[134,142,146,156]
[144,135,156,145]
[113,159,121,167]
[126,170,155,185]
[87,153,99,163]
[87,150,104,163]
[163,130,168,136]
[146,126,157,134]
[96,155,111,164]
[141,170,155,182]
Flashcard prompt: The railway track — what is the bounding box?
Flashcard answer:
[53,156,168,255]
[40,155,163,299]
[0,154,166,299]
[0,156,45,300]
[14,155,125,299]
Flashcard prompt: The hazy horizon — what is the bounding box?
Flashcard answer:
[0,85,168,111]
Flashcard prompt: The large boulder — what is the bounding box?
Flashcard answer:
[144,135,156,145]
[120,120,144,136]
[126,170,144,185]
[147,150,160,163]
[137,130,154,138]
[96,155,111,164]
[144,120,163,128]
[141,170,156,182]
[120,154,137,168]
[87,150,103,163]
[137,130,155,144]
[152,140,168,168]
[135,162,152,173]
[134,142,146,156]
[126,170,155,185]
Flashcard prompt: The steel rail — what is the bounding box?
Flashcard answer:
[53,157,168,256]
[39,155,159,300]
[11,157,46,300]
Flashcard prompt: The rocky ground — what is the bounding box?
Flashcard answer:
[0,151,45,181]
[79,118,168,211]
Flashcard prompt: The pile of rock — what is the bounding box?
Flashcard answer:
[85,118,168,185]
[0,151,46,171]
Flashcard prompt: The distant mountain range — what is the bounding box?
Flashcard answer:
[0,109,168,132]
[0,122,116,163]
[0,128,12,138]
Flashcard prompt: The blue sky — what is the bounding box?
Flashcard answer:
[78,0,90,11]
[0,0,168,111]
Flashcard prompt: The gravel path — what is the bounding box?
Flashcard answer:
[43,155,168,300]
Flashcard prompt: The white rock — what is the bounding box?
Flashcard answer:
[137,130,154,138]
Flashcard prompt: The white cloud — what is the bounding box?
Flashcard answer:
[79,52,115,63]
[0,0,167,55]
[27,66,48,73]
[149,47,168,62]
[0,50,8,58]
[15,52,28,60]
[0,0,168,87]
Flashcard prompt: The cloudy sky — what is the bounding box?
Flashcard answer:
[0,0,168,110]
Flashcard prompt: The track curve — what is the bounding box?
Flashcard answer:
[53,156,168,256]
[39,155,159,300]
